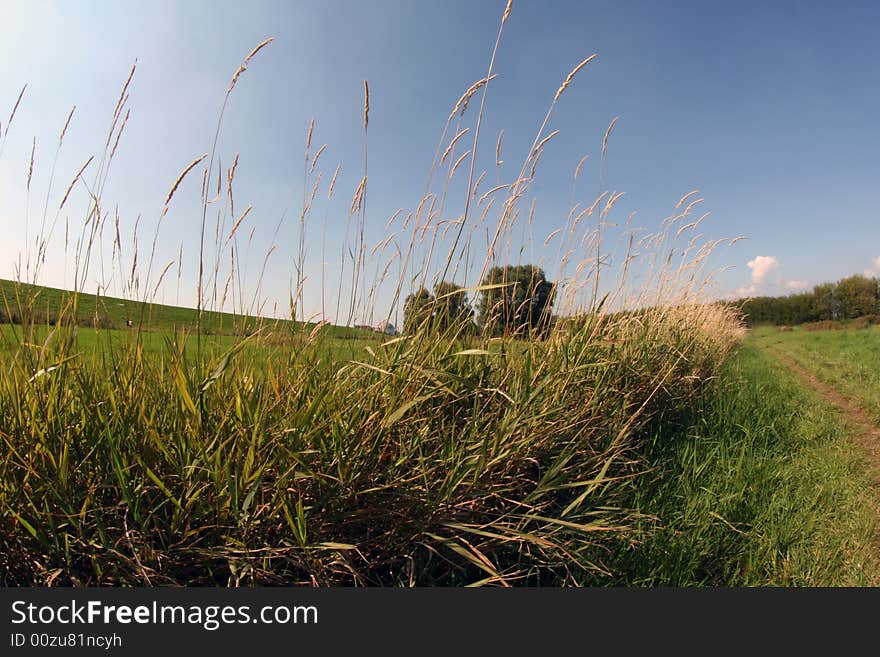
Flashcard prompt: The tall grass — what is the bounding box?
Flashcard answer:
[0,3,744,585]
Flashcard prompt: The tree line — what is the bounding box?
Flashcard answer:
[403,264,556,337]
[403,269,880,334]
[734,274,880,326]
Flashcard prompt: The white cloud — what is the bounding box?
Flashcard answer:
[785,280,809,291]
[735,255,780,297]
[747,255,779,284]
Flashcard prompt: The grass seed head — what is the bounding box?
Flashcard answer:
[163,153,208,214]
[554,54,598,102]
[363,80,370,131]
[502,0,512,24]
[228,37,275,92]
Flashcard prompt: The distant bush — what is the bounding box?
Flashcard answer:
[801,314,879,332]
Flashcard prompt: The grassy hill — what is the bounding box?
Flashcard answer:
[0,278,368,338]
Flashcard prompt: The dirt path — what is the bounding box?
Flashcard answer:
[769,348,880,477]
[768,346,880,583]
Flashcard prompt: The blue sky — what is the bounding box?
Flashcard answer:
[2,0,878,324]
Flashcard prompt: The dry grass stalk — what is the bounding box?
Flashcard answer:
[228,37,275,92]
[306,173,322,213]
[7,84,27,127]
[479,183,510,205]
[59,155,95,211]
[311,144,327,173]
[101,63,135,157]
[384,208,404,230]
[601,191,626,218]
[363,81,370,131]
[109,109,130,162]
[27,137,35,191]
[449,75,497,120]
[306,118,315,152]
[572,206,591,229]
[441,128,470,164]
[60,106,75,145]
[496,129,504,166]
[152,260,175,299]
[574,154,589,180]
[681,198,704,216]
[529,148,545,179]
[163,153,208,214]
[479,196,496,223]
[676,216,703,238]
[227,153,240,215]
[675,189,700,209]
[554,54,598,102]
[601,116,619,158]
[450,150,471,177]
[328,164,341,199]
[544,227,563,245]
[502,0,512,24]
[472,170,487,198]
[113,63,136,122]
[350,176,367,215]
[225,205,253,246]
[535,129,560,154]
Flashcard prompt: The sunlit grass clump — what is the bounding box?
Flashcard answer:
[0,2,745,585]
[0,297,742,585]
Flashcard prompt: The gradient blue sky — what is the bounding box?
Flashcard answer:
[2,0,878,324]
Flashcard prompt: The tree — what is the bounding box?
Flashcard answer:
[811,282,836,321]
[433,281,473,332]
[403,287,434,334]
[835,275,878,319]
[478,265,555,337]
[403,281,475,334]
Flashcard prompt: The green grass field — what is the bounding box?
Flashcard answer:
[752,325,880,424]
[600,339,880,586]
[0,278,376,340]
[0,279,384,370]
[0,323,379,369]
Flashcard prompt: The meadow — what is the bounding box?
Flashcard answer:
[603,339,879,586]
[2,1,878,587]
[752,325,880,424]
[0,308,379,368]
